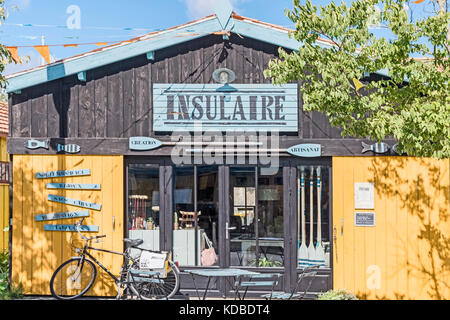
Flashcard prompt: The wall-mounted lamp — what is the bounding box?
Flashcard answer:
[213,68,237,98]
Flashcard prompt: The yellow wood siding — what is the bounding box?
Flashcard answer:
[0,137,8,251]
[11,155,124,296]
[333,157,450,300]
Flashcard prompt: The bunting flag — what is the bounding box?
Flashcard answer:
[95,42,108,47]
[412,0,424,3]
[34,45,51,64]
[63,44,78,48]
[6,46,21,63]
[352,78,365,93]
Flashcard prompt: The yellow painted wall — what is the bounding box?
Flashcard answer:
[333,157,450,300]
[0,137,8,251]
[11,155,124,296]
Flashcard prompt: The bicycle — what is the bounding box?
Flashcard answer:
[49,218,180,300]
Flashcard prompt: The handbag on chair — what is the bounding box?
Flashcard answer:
[201,232,217,266]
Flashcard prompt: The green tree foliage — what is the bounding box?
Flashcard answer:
[265,0,450,158]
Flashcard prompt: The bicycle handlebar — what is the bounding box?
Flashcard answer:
[75,218,106,242]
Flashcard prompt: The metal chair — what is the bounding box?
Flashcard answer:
[234,273,281,300]
[260,267,318,300]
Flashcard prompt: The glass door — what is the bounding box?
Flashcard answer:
[228,167,284,268]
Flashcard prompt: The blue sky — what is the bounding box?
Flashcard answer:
[1,0,434,76]
[1,0,299,75]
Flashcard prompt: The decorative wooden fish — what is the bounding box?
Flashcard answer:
[361,142,390,154]
[25,139,49,150]
[57,144,81,153]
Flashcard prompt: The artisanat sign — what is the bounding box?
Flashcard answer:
[355,212,375,227]
[286,144,321,157]
[44,224,99,232]
[35,210,90,222]
[153,84,298,132]
[48,194,101,211]
[36,169,90,179]
[46,183,101,190]
[129,137,163,151]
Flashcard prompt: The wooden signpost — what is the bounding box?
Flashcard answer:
[36,169,90,179]
[48,194,102,211]
[46,183,101,190]
[44,224,99,232]
[35,210,90,222]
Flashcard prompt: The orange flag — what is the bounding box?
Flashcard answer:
[34,45,51,64]
[6,46,20,63]
[64,44,78,48]
[95,42,108,47]
[412,0,424,3]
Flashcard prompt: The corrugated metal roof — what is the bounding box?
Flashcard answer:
[0,102,8,136]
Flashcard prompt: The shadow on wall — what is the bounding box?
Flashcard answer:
[359,157,449,300]
[12,155,122,297]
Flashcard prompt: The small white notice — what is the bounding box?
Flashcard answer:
[354,182,374,209]
[139,251,167,270]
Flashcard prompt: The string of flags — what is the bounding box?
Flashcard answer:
[4,30,228,65]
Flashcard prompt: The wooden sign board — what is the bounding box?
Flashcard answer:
[46,183,101,190]
[36,169,90,179]
[48,194,102,211]
[286,144,321,157]
[44,224,99,232]
[129,137,163,151]
[35,210,90,222]
[153,83,298,132]
[355,212,376,227]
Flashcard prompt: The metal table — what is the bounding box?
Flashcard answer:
[184,268,260,300]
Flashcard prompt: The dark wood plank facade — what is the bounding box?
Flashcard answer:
[8,34,348,143]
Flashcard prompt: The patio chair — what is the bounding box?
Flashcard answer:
[234,273,281,300]
[260,266,318,300]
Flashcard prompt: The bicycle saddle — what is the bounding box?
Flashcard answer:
[123,238,144,247]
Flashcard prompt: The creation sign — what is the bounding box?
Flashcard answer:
[153,84,298,132]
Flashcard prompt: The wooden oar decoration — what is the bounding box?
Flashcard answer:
[307,166,317,266]
[298,167,309,268]
[315,167,326,267]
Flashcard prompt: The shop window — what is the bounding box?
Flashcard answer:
[296,166,331,269]
[128,164,160,251]
[173,166,219,267]
[229,167,284,268]
[0,162,9,184]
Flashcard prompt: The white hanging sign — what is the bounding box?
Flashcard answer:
[354,182,375,209]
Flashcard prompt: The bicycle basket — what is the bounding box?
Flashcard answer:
[139,251,168,277]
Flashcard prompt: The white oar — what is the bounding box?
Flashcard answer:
[298,167,309,268]
[315,167,326,267]
[307,166,317,266]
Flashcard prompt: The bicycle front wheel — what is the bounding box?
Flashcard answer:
[50,257,97,300]
[130,260,180,300]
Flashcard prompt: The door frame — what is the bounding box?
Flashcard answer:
[124,156,333,296]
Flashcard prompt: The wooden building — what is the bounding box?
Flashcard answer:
[0,101,9,251]
[4,7,449,299]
